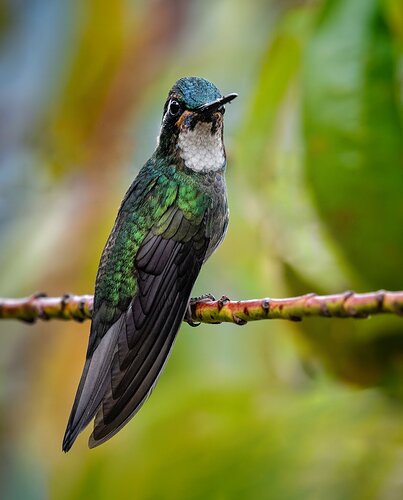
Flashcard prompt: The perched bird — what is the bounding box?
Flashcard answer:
[62,77,237,451]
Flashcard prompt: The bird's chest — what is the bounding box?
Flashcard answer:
[172,169,228,260]
[177,122,225,173]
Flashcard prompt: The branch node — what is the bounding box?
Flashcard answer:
[38,310,50,321]
[376,290,385,311]
[61,294,71,308]
[217,295,230,311]
[352,311,370,319]
[262,299,270,315]
[232,314,247,326]
[393,302,403,317]
[21,317,36,324]
[79,299,87,316]
[343,290,354,301]
[320,301,332,317]
[289,315,302,322]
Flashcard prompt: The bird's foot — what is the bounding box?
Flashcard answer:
[185,293,217,327]
[191,293,216,303]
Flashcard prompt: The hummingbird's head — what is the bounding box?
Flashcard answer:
[157,77,237,172]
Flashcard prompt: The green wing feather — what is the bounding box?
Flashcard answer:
[63,159,211,451]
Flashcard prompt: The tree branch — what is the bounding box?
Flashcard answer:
[0,290,402,325]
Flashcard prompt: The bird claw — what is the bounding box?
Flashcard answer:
[185,293,217,327]
[184,303,201,327]
[190,293,216,303]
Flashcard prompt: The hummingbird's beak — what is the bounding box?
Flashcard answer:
[196,93,238,114]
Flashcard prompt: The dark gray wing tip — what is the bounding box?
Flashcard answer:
[62,428,75,453]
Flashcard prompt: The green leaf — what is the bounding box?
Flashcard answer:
[303,0,403,289]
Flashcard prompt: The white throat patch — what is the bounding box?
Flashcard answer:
[177,121,225,172]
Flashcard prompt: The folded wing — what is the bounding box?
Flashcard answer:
[63,205,209,451]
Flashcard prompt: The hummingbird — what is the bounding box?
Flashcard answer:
[62,76,237,451]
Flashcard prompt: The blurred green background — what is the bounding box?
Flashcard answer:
[0,0,402,498]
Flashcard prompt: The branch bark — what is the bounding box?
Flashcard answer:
[0,290,402,325]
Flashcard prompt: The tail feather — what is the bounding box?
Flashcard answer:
[62,317,123,452]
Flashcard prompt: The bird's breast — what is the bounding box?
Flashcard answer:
[177,122,225,173]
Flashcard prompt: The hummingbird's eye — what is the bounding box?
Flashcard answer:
[168,99,181,117]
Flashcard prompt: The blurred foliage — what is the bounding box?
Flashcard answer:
[304,0,403,290]
[0,0,402,499]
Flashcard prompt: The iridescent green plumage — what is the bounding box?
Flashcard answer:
[63,77,236,451]
[92,160,210,339]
